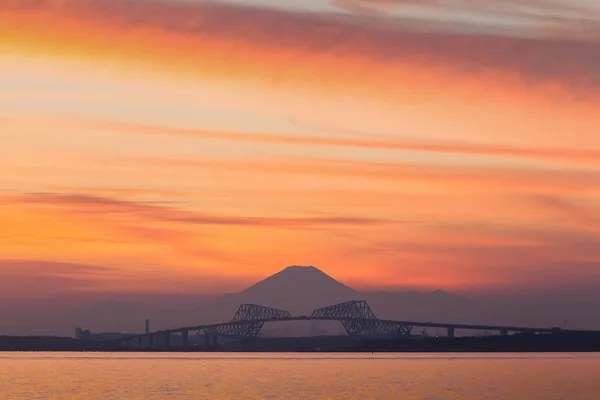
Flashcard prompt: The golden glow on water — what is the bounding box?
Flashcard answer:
[1,352,599,399]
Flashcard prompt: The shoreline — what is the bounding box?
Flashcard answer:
[3,331,600,353]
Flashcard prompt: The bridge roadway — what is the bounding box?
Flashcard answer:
[105,299,600,350]
[132,316,569,338]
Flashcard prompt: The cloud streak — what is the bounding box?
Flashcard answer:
[0,260,114,294]
[341,220,600,291]
[332,0,600,44]
[333,0,600,26]
[8,192,387,228]
[2,0,600,97]
[42,118,600,166]
[132,155,600,192]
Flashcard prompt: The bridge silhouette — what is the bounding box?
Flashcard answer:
[107,300,585,350]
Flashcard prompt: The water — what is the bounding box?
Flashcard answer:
[1,352,599,399]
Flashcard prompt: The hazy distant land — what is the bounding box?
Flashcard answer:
[2,266,600,338]
[2,266,600,352]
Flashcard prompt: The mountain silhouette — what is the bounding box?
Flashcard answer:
[240,266,355,298]
[218,265,357,314]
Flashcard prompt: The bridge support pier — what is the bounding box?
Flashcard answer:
[162,332,171,350]
[447,327,455,338]
[147,334,154,349]
[182,330,189,350]
[137,336,143,348]
[204,332,218,350]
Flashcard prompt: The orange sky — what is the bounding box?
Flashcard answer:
[1,0,599,296]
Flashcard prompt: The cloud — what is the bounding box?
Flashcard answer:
[0,259,113,275]
[0,259,114,294]
[50,118,600,167]
[333,0,597,15]
[8,192,387,228]
[46,186,187,199]
[127,155,600,197]
[0,258,251,296]
[2,0,600,97]
[533,195,600,225]
[341,221,600,291]
[332,0,600,32]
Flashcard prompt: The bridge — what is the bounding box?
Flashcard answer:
[102,300,593,350]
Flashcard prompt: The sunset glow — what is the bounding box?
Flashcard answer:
[2,0,600,296]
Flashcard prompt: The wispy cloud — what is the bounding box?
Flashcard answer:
[533,195,600,225]
[0,258,251,295]
[44,118,600,166]
[333,0,600,36]
[340,221,600,290]
[333,0,600,16]
[3,0,600,95]
[8,192,387,228]
[0,259,114,294]
[127,155,600,195]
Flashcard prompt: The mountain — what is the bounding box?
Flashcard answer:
[218,266,357,314]
[217,266,468,318]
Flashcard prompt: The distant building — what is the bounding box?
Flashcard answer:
[89,332,131,341]
[75,328,135,341]
[75,328,92,340]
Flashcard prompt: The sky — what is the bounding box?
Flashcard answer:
[1,0,600,298]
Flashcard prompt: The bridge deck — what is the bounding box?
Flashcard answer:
[111,316,599,342]
[99,301,600,344]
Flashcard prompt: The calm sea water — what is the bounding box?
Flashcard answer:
[1,352,599,399]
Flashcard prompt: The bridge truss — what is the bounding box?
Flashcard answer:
[107,300,416,349]
[311,301,412,337]
[210,301,412,338]
[214,304,292,337]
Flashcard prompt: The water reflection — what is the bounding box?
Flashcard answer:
[1,352,598,399]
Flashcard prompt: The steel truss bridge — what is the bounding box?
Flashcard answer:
[106,300,579,350]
